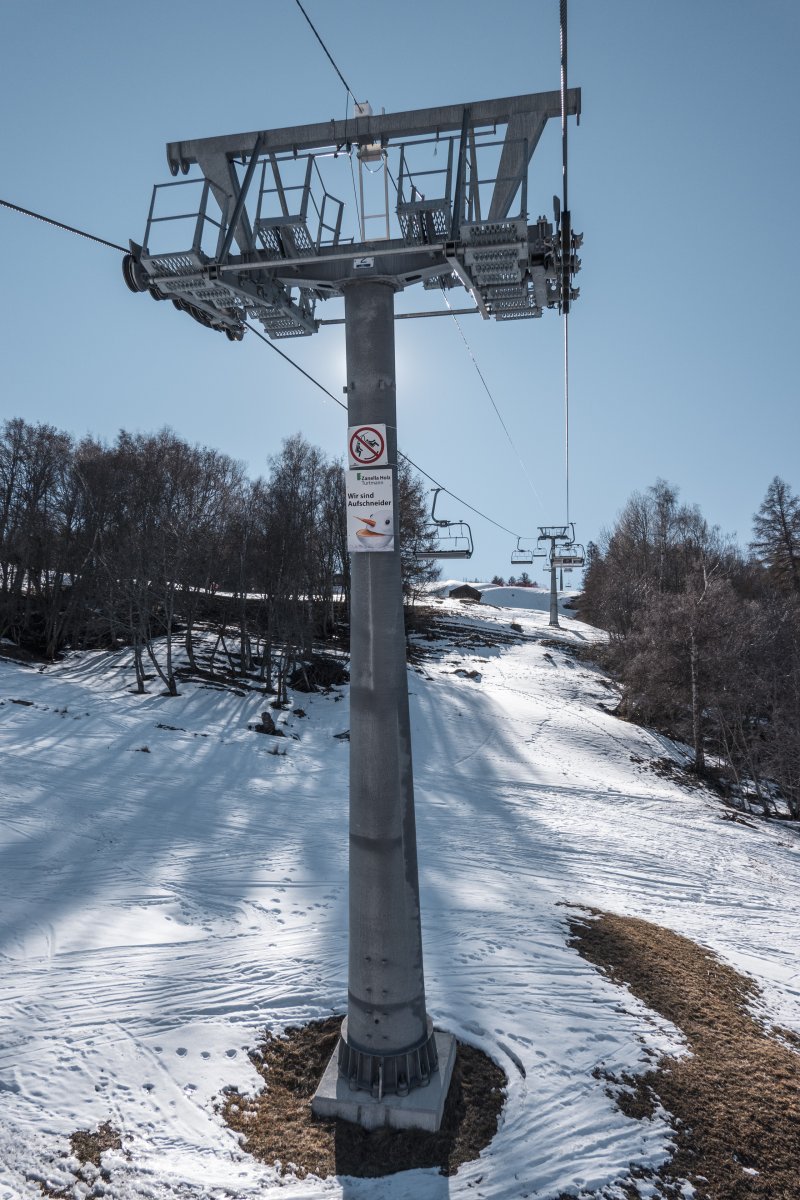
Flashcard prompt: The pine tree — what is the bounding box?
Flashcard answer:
[751,476,800,594]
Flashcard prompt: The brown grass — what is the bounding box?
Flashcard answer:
[39,915,799,1195]
[69,1121,122,1167]
[36,1122,121,1197]
[567,910,800,1200]
[221,1016,506,1179]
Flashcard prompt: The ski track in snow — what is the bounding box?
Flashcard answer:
[1,598,799,1200]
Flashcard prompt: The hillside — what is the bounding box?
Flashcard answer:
[1,597,798,1199]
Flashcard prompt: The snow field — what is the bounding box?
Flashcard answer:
[1,601,798,1199]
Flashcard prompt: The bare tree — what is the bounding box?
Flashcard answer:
[582,481,719,643]
[398,460,439,601]
[0,419,74,653]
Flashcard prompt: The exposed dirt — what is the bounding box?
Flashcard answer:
[36,1122,121,1197]
[567,910,800,1200]
[645,755,707,789]
[69,1121,122,1167]
[221,1016,506,1180]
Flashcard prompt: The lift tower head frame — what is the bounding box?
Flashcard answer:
[123,89,581,339]
[125,86,581,1133]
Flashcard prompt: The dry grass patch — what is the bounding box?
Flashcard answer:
[568,910,800,1200]
[37,1122,122,1197]
[69,1121,122,1167]
[222,1016,506,1179]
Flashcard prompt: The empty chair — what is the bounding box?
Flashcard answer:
[511,537,535,566]
[552,542,585,569]
[414,488,474,559]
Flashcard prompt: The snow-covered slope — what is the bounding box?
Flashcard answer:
[427,580,578,614]
[1,602,798,1199]
[476,583,577,612]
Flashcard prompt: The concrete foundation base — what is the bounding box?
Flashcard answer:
[311,1031,457,1132]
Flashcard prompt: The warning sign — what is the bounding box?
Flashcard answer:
[348,424,388,468]
[346,468,395,553]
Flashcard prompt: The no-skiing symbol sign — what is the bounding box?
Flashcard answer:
[348,424,388,468]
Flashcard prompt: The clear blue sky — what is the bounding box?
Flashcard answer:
[2,0,798,583]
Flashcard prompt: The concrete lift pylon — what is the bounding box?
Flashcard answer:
[124,84,581,1132]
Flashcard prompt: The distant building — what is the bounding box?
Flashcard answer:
[448,584,482,603]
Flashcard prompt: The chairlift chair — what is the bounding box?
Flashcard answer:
[414,488,474,559]
[564,539,586,566]
[552,542,585,569]
[511,537,534,566]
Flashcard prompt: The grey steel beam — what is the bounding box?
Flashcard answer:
[450,109,471,240]
[216,238,448,274]
[219,249,457,294]
[194,148,257,255]
[167,89,581,174]
[488,111,548,221]
[218,135,264,262]
[446,253,490,318]
[318,307,480,325]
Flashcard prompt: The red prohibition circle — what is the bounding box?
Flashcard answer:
[349,426,385,465]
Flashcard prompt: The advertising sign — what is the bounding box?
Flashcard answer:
[346,468,395,553]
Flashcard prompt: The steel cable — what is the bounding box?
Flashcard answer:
[292,0,357,103]
[0,197,127,253]
[440,287,545,511]
[244,322,523,538]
